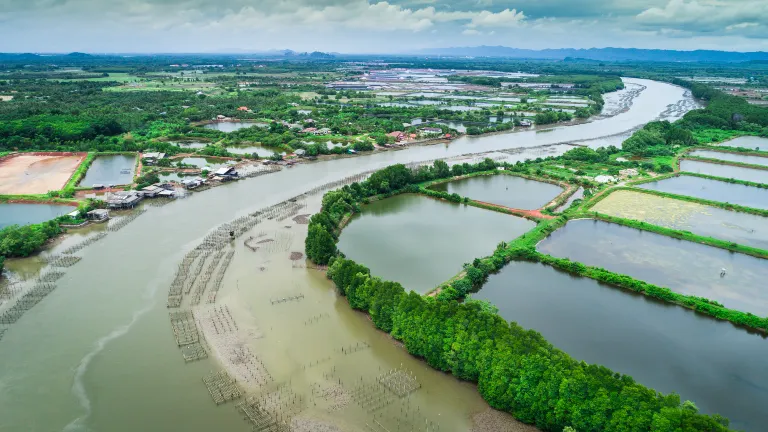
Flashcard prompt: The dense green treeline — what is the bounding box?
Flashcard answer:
[0,220,63,258]
[326,254,732,432]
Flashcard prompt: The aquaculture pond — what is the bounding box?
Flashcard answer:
[203,122,268,132]
[337,193,534,293]
[592,190,768,251]
[224,145,275,157]
[720,136,768,151]
[429,174,563,210]
[80,154,136,187]
[0,203,74,229]
[554,187,584,212]
[170,142,207,150]
[680,159,768,184]
[688,149,768,167]
[473,261,768,431]
[537,219,768,316]
[178,157,228,170]
[638,175,768,210]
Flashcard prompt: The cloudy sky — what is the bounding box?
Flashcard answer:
[1,0,766,53]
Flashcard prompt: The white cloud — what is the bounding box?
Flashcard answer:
[635,0,768,35]
[465,9,526,28]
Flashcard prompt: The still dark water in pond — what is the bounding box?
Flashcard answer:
[638,175,768,210]
[680,159,768,184]
[179,157,227,170]
[430,175,563,210]
[337,194,534,293]
[720,136,768,152]
[80,155,136,187]
[0,203,73,228]
[689,150,768,167]
[537,219,768,315]
[473,261,768,431]
[203,122,267,132]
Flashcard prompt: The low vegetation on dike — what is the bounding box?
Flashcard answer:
[305,161,734,432]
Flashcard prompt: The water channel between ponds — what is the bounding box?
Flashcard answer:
[0,203,74,229]
[429,174,563,210]
[79,154,136,187]
[592,189,768,251]
[472,261,768,432]
[638,175,768,210]
[680,159,768,184]
[337,194,535,293]
[537,219,768,316]
[0,78,698,432]
[688,149,768,167]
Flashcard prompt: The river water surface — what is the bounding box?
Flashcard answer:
[0,79,699,432]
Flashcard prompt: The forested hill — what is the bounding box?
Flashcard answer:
[418,46,768,63]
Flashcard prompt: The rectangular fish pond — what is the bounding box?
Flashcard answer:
[337,193,535,293]
[688,149,768,167]
[472,261,768,431]
[638,175,768,210]
[429,174,564,210]
[80,154,137,187]
[718,136,768,152]
[591,189,768,251]
[537,219,768,316]
[0,203,75,229]
[680,159,768,184]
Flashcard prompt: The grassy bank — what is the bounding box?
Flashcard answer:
[64,152,96,190]
[0,194,79,205]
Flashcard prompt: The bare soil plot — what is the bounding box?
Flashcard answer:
[0,153,85,194]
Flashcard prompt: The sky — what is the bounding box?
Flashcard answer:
[1,0,767,53]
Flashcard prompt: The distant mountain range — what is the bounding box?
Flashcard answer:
[417,46,768,63]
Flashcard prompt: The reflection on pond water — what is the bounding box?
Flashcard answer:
[592,190,768,250]
[719,136,768,151]
[688,149,768,167]
[430,174,563,210]
[638,175,768,210]
[473,261,768,431]
[338,194,534,293]
[537,219,768,315]
[680,159,768,184]
[80,155,136,187]
[0,203,74,229]
[203,122,268,132]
